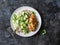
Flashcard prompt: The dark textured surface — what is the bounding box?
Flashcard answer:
[0,0,60,45]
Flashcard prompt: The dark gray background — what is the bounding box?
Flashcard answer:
[0,0,60,45]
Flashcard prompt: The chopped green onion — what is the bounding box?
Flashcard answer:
[42,29,46,35]
[23,28,29,33]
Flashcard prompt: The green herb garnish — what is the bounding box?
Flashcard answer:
[32,11,35,14]
[42,29,46,35]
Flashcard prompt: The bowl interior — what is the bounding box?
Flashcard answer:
[10,6,42,37]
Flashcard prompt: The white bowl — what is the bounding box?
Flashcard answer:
[10,6,42,37]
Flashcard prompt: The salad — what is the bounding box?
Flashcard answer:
[12,10,38,34]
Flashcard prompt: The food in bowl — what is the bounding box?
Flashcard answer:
[12,10,38,34]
